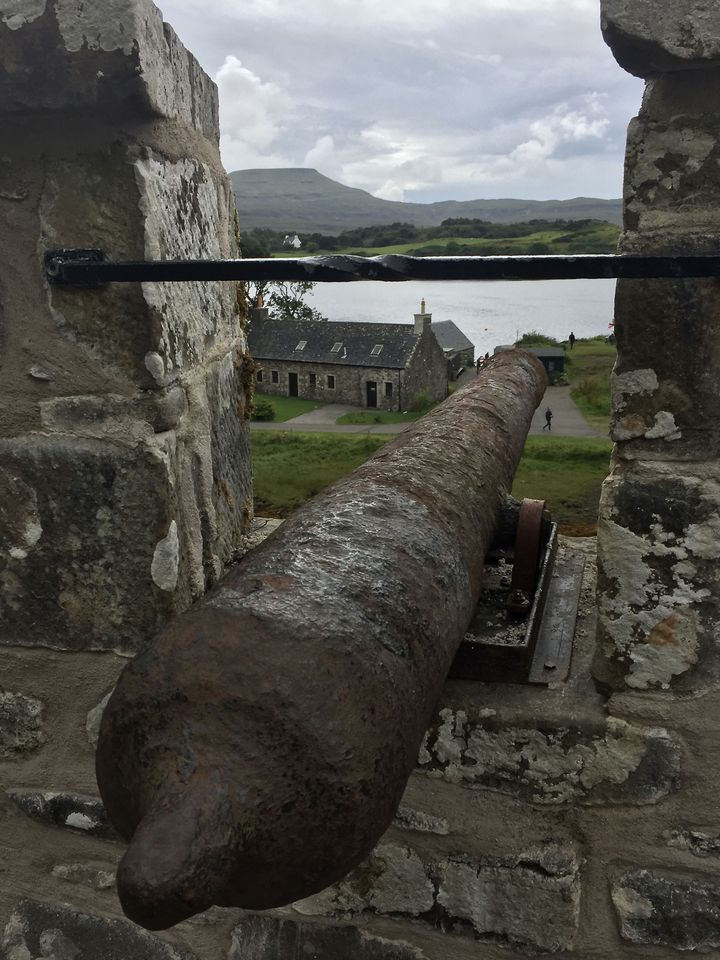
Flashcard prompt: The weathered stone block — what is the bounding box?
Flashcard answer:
[0,691,45,758]
[595,459,720,691]
[229,917,428,960]
[417,708,680,804]
[7,788,119,840]
[294,844,435,919]
[612,869,720,951]
[2,899,197,959]
[602,0,720,77]
[609,278,720,461]
[437,848,580,953]
[205,352,254,571]
[52,861,117,890]
[0,0,219,138]
[0,435,178,653]
[393,805,450,836]
[41,152,240,385]
[668,827,720,858]
[292,842,581,954]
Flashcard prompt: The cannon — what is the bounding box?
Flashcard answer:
[96,350,547,930]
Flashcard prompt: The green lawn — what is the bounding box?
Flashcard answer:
[253,394,326,422]
[252,431,390,516]
[252,430,612,535]
[512,437,613,535]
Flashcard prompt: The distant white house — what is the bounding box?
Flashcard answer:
[283,233,302,249]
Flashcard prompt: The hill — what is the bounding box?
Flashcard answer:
[231,168,622,234]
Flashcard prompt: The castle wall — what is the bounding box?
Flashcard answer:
[0,1,253,955]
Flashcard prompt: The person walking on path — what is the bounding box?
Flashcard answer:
[568,331,576,350]
[476,357,482,375]
[543,407,553,431]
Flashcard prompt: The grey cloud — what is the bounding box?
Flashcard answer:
[160,0,643,200]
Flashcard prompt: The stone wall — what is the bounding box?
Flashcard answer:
[0,0,253,955]
[256,359,404,410]
[591,0,720,954]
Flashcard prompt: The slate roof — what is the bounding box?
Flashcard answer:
[432,320,474,354]
[248,318,421,369]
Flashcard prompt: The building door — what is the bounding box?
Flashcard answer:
[288,372,298,397]
[366,380,377,408]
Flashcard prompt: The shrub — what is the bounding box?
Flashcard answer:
[409,390,432,412]
[574,375,603,408]
[251,396,276,421]
[515,330,561,347]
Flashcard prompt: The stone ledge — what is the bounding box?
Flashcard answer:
[602,0,720,78]
[0,0,218,138]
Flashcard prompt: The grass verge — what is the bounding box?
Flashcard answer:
[253,430,612,536]
[335,407,432,425]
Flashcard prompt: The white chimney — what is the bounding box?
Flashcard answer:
[414,298,432,335]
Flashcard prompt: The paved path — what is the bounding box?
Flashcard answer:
[250,383,604,439]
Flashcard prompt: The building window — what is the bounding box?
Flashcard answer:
[256,369,263,382]
[295,340,307,351]
[327,375,335,389]
[371,344,384,356]
[271,370,279,384]
[330,342,343,353]
[309,373,316,387]
[384,381,393,398]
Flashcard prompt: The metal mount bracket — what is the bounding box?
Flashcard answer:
[45,248,106,286]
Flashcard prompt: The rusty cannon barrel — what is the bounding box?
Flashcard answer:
[96,350,547,930]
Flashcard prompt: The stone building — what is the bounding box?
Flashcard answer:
[248,303,448,411]
[432,319,476,378]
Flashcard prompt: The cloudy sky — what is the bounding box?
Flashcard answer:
[160,0,643,203]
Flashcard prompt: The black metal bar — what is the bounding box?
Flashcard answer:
[45,249,720,286]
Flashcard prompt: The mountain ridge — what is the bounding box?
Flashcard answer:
[231,168,623,234]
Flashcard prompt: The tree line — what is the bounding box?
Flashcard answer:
[240,217,618,257]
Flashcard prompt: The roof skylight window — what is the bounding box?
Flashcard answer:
[330,342,343,353]
[295,340,307,351]
[370,344,383,356]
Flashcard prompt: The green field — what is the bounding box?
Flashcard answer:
[252,430,612,534]
[271,222,619,259]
